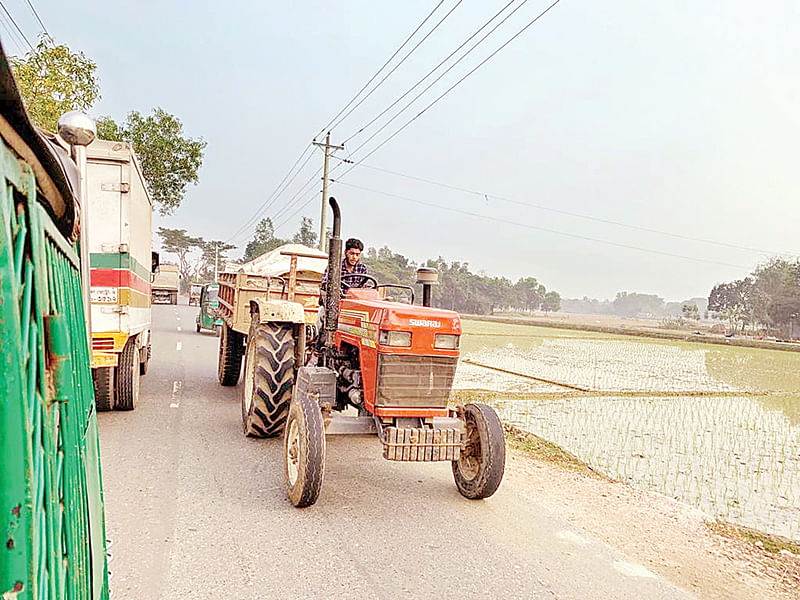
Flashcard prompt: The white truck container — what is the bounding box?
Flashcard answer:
[152,263,180,304]
[86,138,153,411]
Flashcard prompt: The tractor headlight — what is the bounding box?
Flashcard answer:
[434,334,459,350]
[380,330,412,347]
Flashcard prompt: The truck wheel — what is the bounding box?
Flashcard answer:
[115,339,140,411]
[218,323,244,386]
[93,367,114,411]
[171,292,177,305]
[241,322,295,437]
[196,322,201,333]
[284,391,325,507]
[452,403,505,499]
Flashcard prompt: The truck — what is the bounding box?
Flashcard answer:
[219,201,505,507]
[0,40,109,599]
[86,138,155,411]
[152,263,180,304]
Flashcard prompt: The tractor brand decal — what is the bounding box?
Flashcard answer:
[338,309,378,341]
[409,319,441,328]
[362,338,377,348]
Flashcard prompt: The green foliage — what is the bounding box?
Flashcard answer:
[157,227,203,283]
[197,240,236,281]
[612,291,666,317]
[542,290,561,313]
[292,217,318,247]
[98,109,206,215]
[10,37,100,131]
[243,218,286,262]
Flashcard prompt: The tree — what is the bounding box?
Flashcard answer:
[98,109,206,215]
[197,240,236,281]
[10,37,100,131]
[514,277,545,312]
[292,217,318,247]
[542,290,561,313]
[157,227,203,284]
[243,218,286,261]
[681,304,700,320]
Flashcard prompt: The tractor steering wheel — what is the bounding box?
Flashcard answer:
[341,273,378,289]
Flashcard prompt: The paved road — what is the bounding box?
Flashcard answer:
[98,302,694,599]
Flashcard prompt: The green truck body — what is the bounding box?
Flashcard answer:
[0,43,109,599]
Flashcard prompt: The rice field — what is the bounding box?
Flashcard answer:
[455,320,800,542]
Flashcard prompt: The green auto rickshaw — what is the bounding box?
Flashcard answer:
[195,283,223,335]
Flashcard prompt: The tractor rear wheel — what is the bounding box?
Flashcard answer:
[284,391,325,507]
[452,403,505,499]
[115,339,140,411]
[93,367,114,411]
[241,322,296,437]
[218,323,244,386]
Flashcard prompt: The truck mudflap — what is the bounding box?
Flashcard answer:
[250,297,306,324]
[381,425,464,462]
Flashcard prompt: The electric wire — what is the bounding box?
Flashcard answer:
[224,143,315,244]
[340,0,561,176]
[315,0,447,140]
[327,0,464,134]
[338,159,787,257]
[332,180,748,269]
[0,14,26,53]
[0,1,32,50]
[24,0,49,38]
[342,0,518,146]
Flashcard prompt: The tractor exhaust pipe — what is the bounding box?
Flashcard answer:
[323,197,342,352]
[416,267,438,307]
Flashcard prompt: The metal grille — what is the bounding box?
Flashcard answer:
[376,354,457,407]
[0,134,108,598]
[92,337,115,351]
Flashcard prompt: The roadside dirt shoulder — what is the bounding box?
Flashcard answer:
[505,447,800,599]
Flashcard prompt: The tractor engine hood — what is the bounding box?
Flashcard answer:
[379,305,461,335]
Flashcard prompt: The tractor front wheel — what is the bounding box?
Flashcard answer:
[284,391,325,508]
[452,403,505,499]
[241,322,295,437]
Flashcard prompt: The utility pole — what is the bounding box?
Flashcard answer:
[312,132,344,252]
[214,242,219,282]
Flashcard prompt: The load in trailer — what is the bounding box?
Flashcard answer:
[221,199,505,507]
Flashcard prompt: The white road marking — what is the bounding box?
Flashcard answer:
[612,561,657,578]
[176,341,182,351]
[556,530,590,546]
[170,380,183,408]
[177,317,180,321]
[177,326,182,332]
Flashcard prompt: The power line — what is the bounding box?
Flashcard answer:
[0,14,27,53]
[315,0,447,140]
[339,0,562,179]
[338,159,787,257]
[327,0,464,134]
[0,1,32,50]
[342,0,519,146]
[24,0,49,38]
[331,180,748,269]
[224,144,315,244]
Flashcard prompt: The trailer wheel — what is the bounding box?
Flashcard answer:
[452,403,505,499]
[241,322,295,437]
[115,339,140,411]
[218,323,244,386]
[171,292,177,305]
[93,367,114,411]
[284,391,325,507]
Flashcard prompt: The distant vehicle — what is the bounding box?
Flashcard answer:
[152,263,180,304]
[189,283,203,306]
[196,283,223,335]
[86,138,155,411]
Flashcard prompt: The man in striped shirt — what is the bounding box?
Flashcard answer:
[321,237,368,297]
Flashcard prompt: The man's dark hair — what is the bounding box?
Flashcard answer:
[345,238,363,251]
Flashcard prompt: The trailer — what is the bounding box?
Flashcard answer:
[86,138,154,410]
[0,40,109,599]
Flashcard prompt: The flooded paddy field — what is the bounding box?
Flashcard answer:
[454,320,800,542]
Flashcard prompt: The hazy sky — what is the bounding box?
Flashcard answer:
[11,1,799,301]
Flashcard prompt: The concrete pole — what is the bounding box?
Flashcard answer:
[312,133,343,253]
[214,242,219,282]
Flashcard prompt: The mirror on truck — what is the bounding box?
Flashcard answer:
[152,251,160,273]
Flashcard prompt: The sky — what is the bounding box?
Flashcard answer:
[7,1,799,302]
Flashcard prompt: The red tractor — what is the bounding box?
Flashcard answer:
[237,198,505,507]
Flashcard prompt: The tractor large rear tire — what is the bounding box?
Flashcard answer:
[218,323,244,386]
[241,322,295,437]
[284,391,325,508]
[452,403,505,499]
[115,339,140,411]
[93,367,114,411]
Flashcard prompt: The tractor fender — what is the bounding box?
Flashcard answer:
[249,298,306,324]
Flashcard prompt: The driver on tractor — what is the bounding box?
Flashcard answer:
[320,237,368,297]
